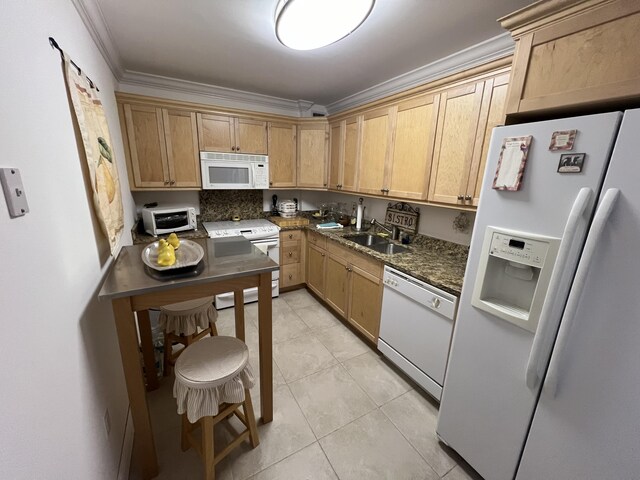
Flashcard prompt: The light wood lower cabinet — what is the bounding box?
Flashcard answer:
[306,231,383,343]
[121,104,200,189]
[280,230,305,289]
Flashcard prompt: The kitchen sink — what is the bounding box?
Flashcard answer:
[368,243,409,255]
[345,233,389,246]
[345,234,409,255]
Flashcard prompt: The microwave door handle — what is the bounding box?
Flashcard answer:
[544,188,620,397]
[525,187,593,390]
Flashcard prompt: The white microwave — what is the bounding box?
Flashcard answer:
[141,206,197,237]
[200,151,269,189]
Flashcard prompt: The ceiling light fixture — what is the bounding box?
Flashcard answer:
[275,0,375,51]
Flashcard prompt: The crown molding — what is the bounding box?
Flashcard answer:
[325,33,515,115]
[118,70,323,117]
[71,0,124,78]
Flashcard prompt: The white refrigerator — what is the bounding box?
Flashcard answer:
[437,109,640,480]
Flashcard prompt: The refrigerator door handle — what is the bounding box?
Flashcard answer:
[525,187,593,390]
[544,188,620,397]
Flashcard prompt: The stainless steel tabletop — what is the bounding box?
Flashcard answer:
[98,236,278,300]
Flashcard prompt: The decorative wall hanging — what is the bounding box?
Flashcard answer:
[385,202,420,234]
[52,38,124,255]
[452,212,471,233]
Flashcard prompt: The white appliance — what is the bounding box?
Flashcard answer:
[200,152,269,189]
[203,219,280,308]
[141,205,197,236]
[378,266,457,401]
[437,109,640,480]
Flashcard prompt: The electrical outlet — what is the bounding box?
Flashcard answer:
[103,409,111,436]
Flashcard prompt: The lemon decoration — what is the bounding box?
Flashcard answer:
[167,232,180,250]
[157,242,176,267]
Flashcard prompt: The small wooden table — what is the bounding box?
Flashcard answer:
[99,237,278,479]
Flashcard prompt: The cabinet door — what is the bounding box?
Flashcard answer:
[328,121,343,190]
[324,252,349,318]
[124,104,169,188]
[467,73,510,206]
[358,107,393,195]
[297,123,328,189]
[306,243,326,298]
[347,264,383,343]
[342,116,361,192]
[162,109,201,188]
[428,82,484,205]
[236,118,268,154]
[197,113,235,152]
[388,94,440,200]
[268,122,297,188]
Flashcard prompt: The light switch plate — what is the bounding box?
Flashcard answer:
[0,168,29,217]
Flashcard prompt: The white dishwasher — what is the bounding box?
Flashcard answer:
[378,266,458,401]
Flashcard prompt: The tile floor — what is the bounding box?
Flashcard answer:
[132,289,481,480]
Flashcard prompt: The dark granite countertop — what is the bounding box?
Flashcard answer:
[306,225,468,297]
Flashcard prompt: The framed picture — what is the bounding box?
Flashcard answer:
[558,153,586,173]
[492,136,533,191]
[549,130,577,151]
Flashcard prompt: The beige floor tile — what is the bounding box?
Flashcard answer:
[289,364,376,438]
[442,464,483,480]
[226,384,316,480]
[294,303,341,331]
[381,390,457,477]
[247,443,338,480]
[280,288,320,310]
[319,409,439,480]
[343,351,412,406]
[273,335,338,382]
[245,297,293,328]
[314,323,371,362]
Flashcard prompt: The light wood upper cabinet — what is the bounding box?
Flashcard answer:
[268,122,297,188]
[197,113,267,154]
[387,94,440,200]
[358,107,393,195]
[123,104,200,189]
[297,122,329,189]
[467,73,510,205]
[500,0,640,117]
[329,116,361,192]
[428,82,485,206]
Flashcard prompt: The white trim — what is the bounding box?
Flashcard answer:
[117,407,134,480]
[118,70,319,117]
[70,0,123,78]
[325,33,515,115]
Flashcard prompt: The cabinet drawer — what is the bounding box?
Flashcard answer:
[307,230,327,249]
[281,230,302,242]
[281,263,303,287]
[327,240,382,277]
[281,241,301,265]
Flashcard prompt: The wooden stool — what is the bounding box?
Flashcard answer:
[174,336,259,480]
[159,296,218,376]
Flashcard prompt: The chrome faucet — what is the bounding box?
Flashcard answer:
[371,218,400,240]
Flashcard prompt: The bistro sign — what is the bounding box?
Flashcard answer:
[385,202,420,234]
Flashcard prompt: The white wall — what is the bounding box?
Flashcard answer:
[1,1,135,477]
[265,190,475,245]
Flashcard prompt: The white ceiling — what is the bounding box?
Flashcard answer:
[94,0,533,106]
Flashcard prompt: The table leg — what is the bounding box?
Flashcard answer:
[257,272,273,423]
[234,290,245,341]
[137,310,159,391]
[113,297,158,479]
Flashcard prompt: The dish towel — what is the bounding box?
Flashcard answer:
[316,222,343,230]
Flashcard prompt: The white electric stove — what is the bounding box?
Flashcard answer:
[203,219,280,309]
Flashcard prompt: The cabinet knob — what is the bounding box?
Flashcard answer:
[321,253,325,257]
[288,252,293,257]
[464,195,472,201]
[457,195,464,201]
[269,181,273,186]
[324,183,327,186]
[380,188,385,193]
[231,146,236,151]
[288,234,293,239]
[348,268,352,272]
[164,181,170,185]
[236,147,240,151]
[289,274,293,280]
[170,180,175,185]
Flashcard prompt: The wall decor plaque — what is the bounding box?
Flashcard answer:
[385,202,420,234]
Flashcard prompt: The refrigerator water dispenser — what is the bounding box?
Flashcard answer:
[471,227,560,332]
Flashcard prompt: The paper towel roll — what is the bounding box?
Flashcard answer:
[356,204,363,229]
